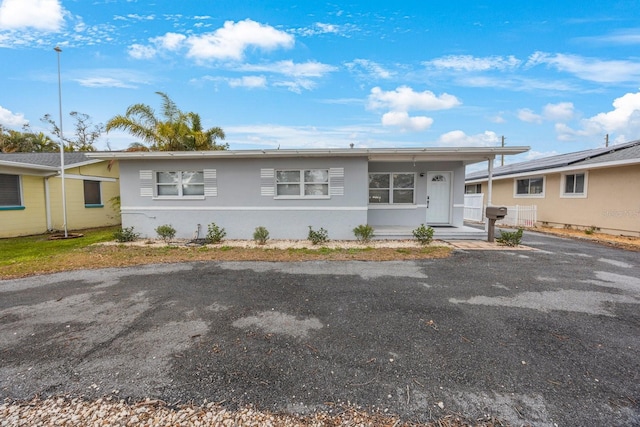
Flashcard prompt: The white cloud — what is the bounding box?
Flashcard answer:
[186,19,294,61]
[345,59,393,79]
[152,32,186,50]
[128,43,156,59]
[556,90,640,142]
[0,0,64,31]
[74,77,138,89]
[294,22,356,37]
[517,108,543,124]
[543,102,574,121]
[0,105,27,127]
[381,111,433,131]
[368,86,461,112]
[228,75,267,89]
[72,69,152,89]
[575,29,640,45]
[241,60,336,78]
[527,51,640,83]
[517,102,574,125]
[426,55,521,71]
[273,78,317,94]
[438,130,500,147]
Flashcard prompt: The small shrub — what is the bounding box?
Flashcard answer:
[206,222,226,244]
[412,224,434,245]
[308,226,329,245]
[496,228,524,247]
[113,226,139,242]
[155,224,176,243]
[353,224,375,243]
[253,226,270,245]
[584,226,598,235]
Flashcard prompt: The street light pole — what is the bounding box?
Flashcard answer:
[54,46,68,238]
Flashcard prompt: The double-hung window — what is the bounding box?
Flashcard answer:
[562,173,586,197]
[156,171,204,197]
[515,177,544,197]
[0,174,22,208]
[276,169,329,197]
[369,173,415,204]
[83,180,102,207]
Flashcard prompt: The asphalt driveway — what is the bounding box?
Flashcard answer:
[0,232,638,426]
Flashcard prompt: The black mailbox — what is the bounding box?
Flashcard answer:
[485,206,508,242]
[486,206,507,220]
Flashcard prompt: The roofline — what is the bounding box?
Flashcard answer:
[0,158,102,173]
[86,146,530,161]
[466,157,640,183]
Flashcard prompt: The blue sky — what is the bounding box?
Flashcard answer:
[1,0,640,166]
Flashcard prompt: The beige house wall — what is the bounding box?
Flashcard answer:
[480,164,640,237]
[0,175,48,238]
[48,161,121,231]
[1,160,120,238]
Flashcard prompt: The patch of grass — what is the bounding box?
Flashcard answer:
[0,232,453,279]
[0,227,117,266]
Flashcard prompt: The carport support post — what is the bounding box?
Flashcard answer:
[485,157,494,234]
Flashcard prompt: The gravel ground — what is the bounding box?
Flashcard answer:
[0,396,502,426]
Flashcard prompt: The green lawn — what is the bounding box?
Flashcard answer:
[0,227,117,266]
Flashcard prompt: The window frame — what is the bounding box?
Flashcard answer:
[154,170,205,199]
[275,169,330,199]
[0,173,24,210]
[465,183,482,194]
[83,180,103,207]
[368,172,416,205]
[560,171,588,198]
[514,176,545,198]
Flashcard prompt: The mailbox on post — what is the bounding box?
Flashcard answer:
[486,206,508,242]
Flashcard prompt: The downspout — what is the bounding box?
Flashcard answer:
[45,177,52,231]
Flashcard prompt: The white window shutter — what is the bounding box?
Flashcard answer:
[204,169,217,196]
[329,167,344,196]
[261,168,275,196]
[139,170,153,197]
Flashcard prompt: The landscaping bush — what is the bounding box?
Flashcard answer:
[253,226,270,245]
[206,222,226,244]
[155,224,176,243]
[496,228,524,247]
[412,224,434,245]
[113,226,139,243]
[353,224,375,243]
[308,226,329,245]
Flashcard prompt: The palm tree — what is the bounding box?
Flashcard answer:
[0,126,59,153]
[105,92,227,151]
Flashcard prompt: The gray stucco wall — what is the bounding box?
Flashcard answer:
[118,157,369,240]
[366,161,465,227]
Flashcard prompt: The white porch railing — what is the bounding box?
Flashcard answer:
[464,194,537,227]
[463,193,485,222]
[496,205,537,227]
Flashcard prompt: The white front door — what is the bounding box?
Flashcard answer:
[426,171,452,224]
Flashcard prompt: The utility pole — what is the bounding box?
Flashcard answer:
[501,135,506,166]
[605,134,609,147]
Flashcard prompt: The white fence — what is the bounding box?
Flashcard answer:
[497,205,537,227]
[463,194,537,227]
[463,194,485,222]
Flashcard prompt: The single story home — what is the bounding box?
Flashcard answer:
[88,146,528,240]
[465,139,640,237]
[0,153,121,238]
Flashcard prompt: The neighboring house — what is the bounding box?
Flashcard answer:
[88,146,527,240]
[465,140,640,237]
[0,153,120,238]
